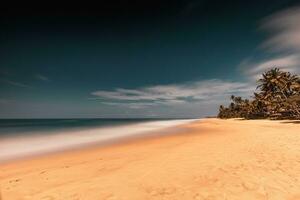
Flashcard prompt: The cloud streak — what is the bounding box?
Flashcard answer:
[261,6,300,52]
[241,6,300,80]
[241,55,300,81]
[91,79,253,108]
[0,79,31,88]
[35,74,50,81]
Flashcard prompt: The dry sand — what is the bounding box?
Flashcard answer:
[0,119,300,200]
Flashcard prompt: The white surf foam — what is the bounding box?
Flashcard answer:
[0,119,197,162]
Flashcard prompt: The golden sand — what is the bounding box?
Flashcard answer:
[0,119,300,200]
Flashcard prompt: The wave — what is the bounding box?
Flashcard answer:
[0,119,197,162]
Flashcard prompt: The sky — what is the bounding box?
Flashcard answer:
[1,0,300,118]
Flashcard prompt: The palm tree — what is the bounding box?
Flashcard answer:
[217,68,300,120]
[288,78,300,119]
[256,68,300,119]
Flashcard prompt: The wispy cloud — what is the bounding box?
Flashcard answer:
[261,6,300,53]
[91,79,253,108]
[241,6,300,80]
[35,74,50,81]
[100,102,160,109]
[0,79,31,88]
[240,55,300,81]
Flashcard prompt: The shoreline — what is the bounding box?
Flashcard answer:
[1,118,300,199]
[0,119,201,166]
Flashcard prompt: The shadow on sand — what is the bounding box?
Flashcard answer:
[233,118,300,124]
[280,121,300,124]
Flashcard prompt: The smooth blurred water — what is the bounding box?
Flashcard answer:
[0,118,168,136]
[0,118,197,162]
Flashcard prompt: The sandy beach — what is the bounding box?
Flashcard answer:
[0,118,300,200]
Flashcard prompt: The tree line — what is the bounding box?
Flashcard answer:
[218,68,300,120]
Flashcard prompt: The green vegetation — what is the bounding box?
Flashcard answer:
[218,68,300,120]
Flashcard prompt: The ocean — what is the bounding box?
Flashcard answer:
[0,118,196,162]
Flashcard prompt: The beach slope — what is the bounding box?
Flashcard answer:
[0,119,300,199]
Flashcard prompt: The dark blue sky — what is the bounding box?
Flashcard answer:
[0,0,299,118]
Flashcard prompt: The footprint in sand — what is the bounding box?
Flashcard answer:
[241,182,256,190]
[9,179,21,183]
